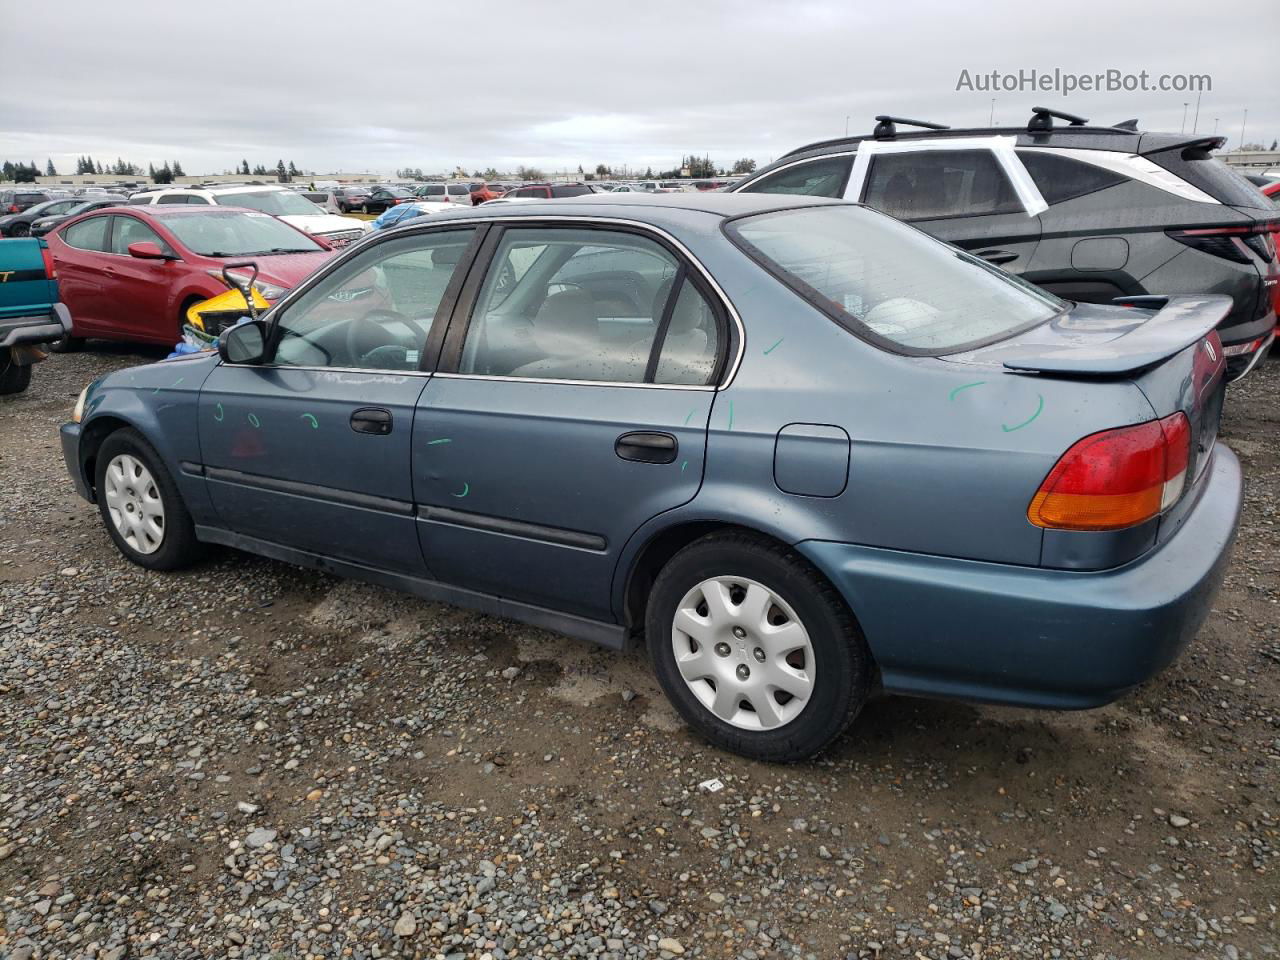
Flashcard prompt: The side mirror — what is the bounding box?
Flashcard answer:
[128,241,169,260]
[218,319,268,365]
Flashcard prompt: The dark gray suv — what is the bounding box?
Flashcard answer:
[732,108,1279,380]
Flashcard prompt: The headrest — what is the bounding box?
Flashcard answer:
[532,289,598,356]
[432,244,465,266]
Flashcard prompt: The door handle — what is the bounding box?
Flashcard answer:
[615,431,677,464]
[976,249,1018,265]
[350,407,393,435]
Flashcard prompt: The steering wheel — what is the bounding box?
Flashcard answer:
[344,309,428,368]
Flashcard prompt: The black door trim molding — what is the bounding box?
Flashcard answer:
[419,504,608,552]
[204,465,415,517]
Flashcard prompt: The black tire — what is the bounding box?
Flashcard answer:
[94,428,204,571]
[0,350,32,395]
[49,333,85,353]
[646,531,872,762]
[9,222,29,237]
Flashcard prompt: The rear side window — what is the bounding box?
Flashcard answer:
[741,156,852,198]
[862,149,1021,220]
[62,216,110,251]
[128,194,154,205]
[157,194,190,204]
[726,205,1063,355]
[1018,151,1126,204]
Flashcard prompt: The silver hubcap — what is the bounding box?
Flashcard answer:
[103,454,165,555]
[671,576,815,730]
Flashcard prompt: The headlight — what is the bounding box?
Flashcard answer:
[208,269,289,301]
[72,385,89,423]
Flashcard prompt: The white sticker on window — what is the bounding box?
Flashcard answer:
[405,349,419,364]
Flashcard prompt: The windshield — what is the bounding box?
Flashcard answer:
[165,211,323,257]
[726,204,1064,354]
[218,191,324,217]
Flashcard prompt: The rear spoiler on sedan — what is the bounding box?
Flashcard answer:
[1002,295,1233,376]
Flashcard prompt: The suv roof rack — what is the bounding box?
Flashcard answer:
[873,115,950,140]
[1028,106,1089,132]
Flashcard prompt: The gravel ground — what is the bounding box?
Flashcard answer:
[1,345,1277,960]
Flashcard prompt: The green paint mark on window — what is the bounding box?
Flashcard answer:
[300,413,318,429]
[213,402,224,422]
[949,380,987,401]
[248,413,261,428]
[763,337,784,355]
[451,482,470,498]
[1002,394,1044,433]
[427,438,452,445]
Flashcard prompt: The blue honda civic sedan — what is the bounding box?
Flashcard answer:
[61,193,1241,761]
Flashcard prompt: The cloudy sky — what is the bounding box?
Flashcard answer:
[2,0,1276,177]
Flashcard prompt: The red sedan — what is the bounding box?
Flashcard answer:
[47,206,336,349]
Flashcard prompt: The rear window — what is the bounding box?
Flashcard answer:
[1151,149,1272,208]
[726,204,1064,355]
[741,156,852,198]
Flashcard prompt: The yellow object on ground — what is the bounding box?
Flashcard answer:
[186,288,270,333]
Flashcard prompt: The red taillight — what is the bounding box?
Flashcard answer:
[1167,221,1278,264]
[41,246,57,280]
[6,205,16,213]
[1028,413,1191,531]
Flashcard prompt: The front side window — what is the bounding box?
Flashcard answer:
[740,155,852,198]
[861,149,1021,220]
[164,211,323,256]
[727,205,1063,354]
[272,228,476,371]
[108,216,171,255]
[460,227,721,385]
[61,216,110,251]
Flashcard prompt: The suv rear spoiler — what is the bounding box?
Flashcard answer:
[1002,295,1232,376]
[1138,135,1226,157]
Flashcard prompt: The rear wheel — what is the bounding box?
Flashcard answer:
[0,349,32,394]
[646,532,872,762]
[95,428,203,570]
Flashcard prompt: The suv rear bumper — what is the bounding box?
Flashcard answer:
[798,442,1241,710]
[0,303,70,349]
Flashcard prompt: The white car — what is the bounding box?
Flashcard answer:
[126,185,371,248]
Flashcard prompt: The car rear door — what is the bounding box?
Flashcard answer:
[49,214,114,333]
[849,138,1046,274]
[413,221,729,622]
[197,225,481,574]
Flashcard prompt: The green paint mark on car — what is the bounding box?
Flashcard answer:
[949,380,987,401]
[1002,394,1045,433]
[300,413,318,429]
[681,460,688,473]
[427,438,452,445]
[248,413,261,429]
[727,400,734,431]
[763,337,784,355]
[213,402,224,422]
[451,482,470,498]
[683,409,696,426]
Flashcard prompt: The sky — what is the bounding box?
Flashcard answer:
[1,0,1277,178]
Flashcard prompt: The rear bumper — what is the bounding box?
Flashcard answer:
[60,422,94,502]
[0,303,70,349]
[798,443,1242,710]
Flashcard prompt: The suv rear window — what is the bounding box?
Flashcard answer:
[726,204,1063,354]
[862,150,1022,220]
[1018,151,1127,205]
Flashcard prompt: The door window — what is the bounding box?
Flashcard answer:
[271,227,476,371]
[740,156,852,198]
[108,216,170,255]
[1017,151,1127,205]
[861,149,1021,220]
[459,227,721,385]
[61,215,110,251]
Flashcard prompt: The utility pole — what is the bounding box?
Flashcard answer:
[845,115,849,136]
[1181,102,1188,133]
[1239,108,1248,150]
[989,98,995,125]
[1212,117,1219,136]
[1192,89,1201,133]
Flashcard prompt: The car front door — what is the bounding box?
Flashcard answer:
[850,141,1045,273]
[101,214,180,343]
[413,223,729,621]
[197,225,481,574]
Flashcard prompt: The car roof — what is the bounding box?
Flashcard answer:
[419,191,837,223]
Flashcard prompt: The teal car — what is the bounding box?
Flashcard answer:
[0,236,71,394]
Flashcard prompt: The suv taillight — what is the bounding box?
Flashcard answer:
[41,246,57,280]
[1028,413,1191,531]
[1168,221,1279,264]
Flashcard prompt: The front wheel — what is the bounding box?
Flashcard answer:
[95,428,204,570]
[646,532,872,762]
[9,222,30,237]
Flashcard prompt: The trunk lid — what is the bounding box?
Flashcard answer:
[946,294,1229,502]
